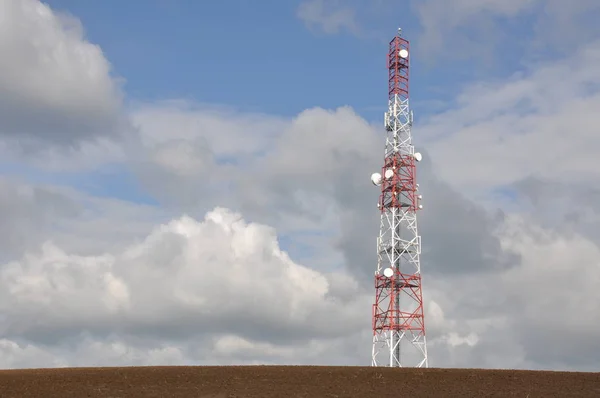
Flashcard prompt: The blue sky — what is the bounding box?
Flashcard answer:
[44,0,468,122]
[34,0,550,209]
[4,0,600,370]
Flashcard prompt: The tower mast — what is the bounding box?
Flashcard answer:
[370,28,428,368]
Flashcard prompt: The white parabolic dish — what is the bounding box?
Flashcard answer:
[371,172,382,186]
[413,152,422,162]
[384,169,394,179]
[383,267,394,278]
[399,49,408,58]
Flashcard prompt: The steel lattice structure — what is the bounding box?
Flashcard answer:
[370,29,428,368]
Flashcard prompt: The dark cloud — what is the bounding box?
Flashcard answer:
[511,176,600,243]
[417,149,520,275]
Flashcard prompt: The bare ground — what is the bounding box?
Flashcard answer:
[1,366,599,397]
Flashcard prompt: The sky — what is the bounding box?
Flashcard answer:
[1,0,600,370]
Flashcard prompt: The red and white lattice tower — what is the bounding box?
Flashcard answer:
[370,28,428,368]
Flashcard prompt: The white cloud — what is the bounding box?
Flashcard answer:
[0,0,126,169]
[6,92,595,370]
[0,177,82,260]
[4,193,577,370]
[0,174,174,262]
[0,0,122,135]
[414,0,600,61]
[414,0,534,56]
[125,100,529,368]
[130,103,379,226]
[2,104,600,370]
[0,206,373,367]
[297,0,360,35]
[0,336,189,368]
[129,101,288,208]
[418,39,600,202]
[497,215,600,368]
[130,101,286,159]
[1,207,367,335]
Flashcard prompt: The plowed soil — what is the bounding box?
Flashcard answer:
[1,366,599,397]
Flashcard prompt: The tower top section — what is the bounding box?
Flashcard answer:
[387,29,410,101]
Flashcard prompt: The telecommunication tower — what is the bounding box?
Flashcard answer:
[370,28,428,368]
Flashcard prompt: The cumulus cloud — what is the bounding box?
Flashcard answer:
[3,95,600,370]
[132,104,383,280]
[0,0,125,162]
[0,207,371,368]
[126,92,600,370]
[131,101,515,282]
[129,101,287,209]
[128,100,600,371]
[0,195,545,370]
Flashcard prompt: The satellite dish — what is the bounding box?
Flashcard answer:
[418,204,423,209]
[417,194,422,199]
[413,152,422,162]
[371,172,382,186]
[399,49,409,59]
[383,267,394,278]
[384,169,394,179]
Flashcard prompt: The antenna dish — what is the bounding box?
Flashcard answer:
[383,267,394,278]
[399,49,409,59]
[371,172,382,186]
[418,204,423,209]
[384,169,394,179]
[413,152,423,162]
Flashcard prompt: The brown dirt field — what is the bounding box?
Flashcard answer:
[0,366,599,398]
